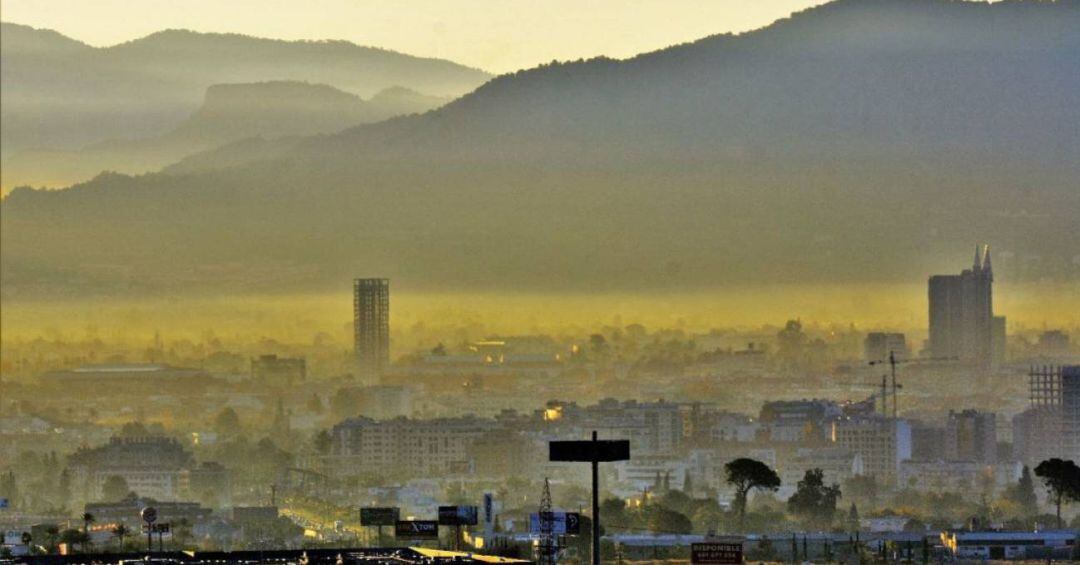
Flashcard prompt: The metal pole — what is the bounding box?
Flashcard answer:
[592,430,600,565]
[147,527,152,552]
[890,350,898,419]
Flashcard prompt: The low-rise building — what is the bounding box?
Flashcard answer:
[250,355,306,385]
[831,417,911,483]
[67,436,229,506]
[941,530,1076,560]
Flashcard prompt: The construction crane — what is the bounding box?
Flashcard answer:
[868,351,957,419]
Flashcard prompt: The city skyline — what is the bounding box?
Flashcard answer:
[1,0,1079,561]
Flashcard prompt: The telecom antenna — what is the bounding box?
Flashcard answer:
[537,478,557,565]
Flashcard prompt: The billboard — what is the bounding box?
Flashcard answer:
[395,520,439,539]
[438,505,478,526]
[691,542,743,564]
[549,439,630,462]
[529,512,581,535]
[360,507,400,526]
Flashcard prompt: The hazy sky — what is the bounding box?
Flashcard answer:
[1,0,826,72]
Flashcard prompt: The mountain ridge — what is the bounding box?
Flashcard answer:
[2,0,1078,297]
[0,21,492,161]
[1,81,451,189]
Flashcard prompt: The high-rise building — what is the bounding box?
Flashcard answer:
[928,245,1001,367]
[944,409,997,464]
[353,278,390,375]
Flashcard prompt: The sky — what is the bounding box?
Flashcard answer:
[0,0,826,73]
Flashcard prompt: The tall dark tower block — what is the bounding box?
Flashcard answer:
[928,245,999,367]
[354,278,389,376]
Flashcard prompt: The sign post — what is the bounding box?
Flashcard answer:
[691,540,744,564]
[438,505,477,550]
[360,507,400,546]
[141,507,157,552]
[549,431,630,565]
[395,520,439,540]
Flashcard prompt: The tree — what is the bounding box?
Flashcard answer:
[213,407,242,437]
[101,475,129,502]
[0,471,17,508]
[843,475,878,506]
[725,458,781,529]
[57,469,71,507]
[44,525,60,554]
[111,524,129,551]
[787,469,841,529]
[647,506,692,534]
[1004,465,1039,517]
[691,499,723,534]
[313,429,333,455]
[81,512,95,551]
[173,518,193,549]
[58,529,88,553]
[119,422,151,437]
[1034,458,1080,528]
[658,489,692,516]
[601,497,629,529]
[444,481,470,505]
[82,512,95,532]
[589,333,608,353]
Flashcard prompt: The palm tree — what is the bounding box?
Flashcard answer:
[81,513,95,553]
[44,525,60,554]
[112,524,129,552]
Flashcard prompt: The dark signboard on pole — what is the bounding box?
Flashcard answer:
[395,520,439,539]
[549,439,630,462]
[360,507,400,526]
[548,432,631,565]
[691,542,744,564]
[438,505,478,526]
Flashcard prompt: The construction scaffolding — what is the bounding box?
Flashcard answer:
[1030,365,1063,408]
[1028,365,1080,462]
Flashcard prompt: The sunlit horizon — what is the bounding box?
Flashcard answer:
[0,0,827,73]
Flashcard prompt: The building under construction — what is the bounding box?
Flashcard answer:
[354,278,390,377]
[1015,365,1080,465]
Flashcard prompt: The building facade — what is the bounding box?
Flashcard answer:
[831,417,911,483]
[354,278,390,376]
[944,409,997,464]
[1016,365,1080,465]
[928,245,1000,367]
[329,416,496,477]
[66,436,228,507]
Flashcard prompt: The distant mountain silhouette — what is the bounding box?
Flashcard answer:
[2,0,1078,297]
[2,81,450,189]
[0,22,490,159]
